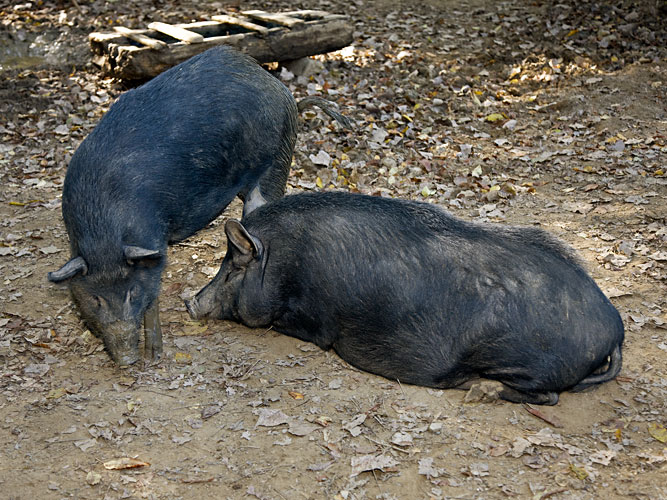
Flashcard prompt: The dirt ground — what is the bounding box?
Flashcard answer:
[1,0,665,499]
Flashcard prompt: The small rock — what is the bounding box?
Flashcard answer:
[429,422,443,432]
[328,378,342,390]
[86,471,102,486]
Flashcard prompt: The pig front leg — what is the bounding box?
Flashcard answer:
[144,299,163,361]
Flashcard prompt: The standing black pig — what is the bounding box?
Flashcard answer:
[48,46,349,366]
[186,192,624,405]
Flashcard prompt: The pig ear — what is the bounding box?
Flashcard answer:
[225,219,263,265]
[48,256,88,282]
[124,245,161,264]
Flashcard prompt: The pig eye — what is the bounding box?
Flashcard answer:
[128,285,141,301]
[92,295,103,309]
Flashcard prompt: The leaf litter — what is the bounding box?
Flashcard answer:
[0,0,665,498]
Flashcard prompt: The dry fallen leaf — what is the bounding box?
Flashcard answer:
[47,387,67,399]
[307,460,334,472]
[589,450,616,466]
[74,438,97,452]
[103,457,150,470]
[648,422,667,443]
[24,363,49,376]
[484,113,506,122]
[527,428,562,447]
[523,404,563,428]
[569,463,588,480]
[511,437,532,458]
[177,320,209,336]
[39,245,60,255]
[350,454,398,477]
[314,416,332,427]
[465,462,489,477]
[255,408,290,428]
[309,150,331,167]
[343,413,366,437]
[171,434,192,445]
[489,444,510,457]
[201,404,222,420]
[637,449,667,464]
[287,420,320,437]
[390,431,413,446]
[418,457,442,478]
[173,352,192,363]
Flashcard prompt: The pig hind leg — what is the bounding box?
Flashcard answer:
[448,344,563,404]
[437,358,561,404]
[449,376,559,405]
[497,385,559,405]
[484,368,560,405]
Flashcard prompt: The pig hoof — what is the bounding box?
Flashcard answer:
[144,345,162,362]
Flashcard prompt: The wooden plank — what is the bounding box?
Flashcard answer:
[89,11,346,47]
[113,26,167,50]
[174,20,228,30]
[89,31,123,43]
[147,22,204,44]
[241,10,304,28]
[89,12,354,80]
[211,14,270,34]
[173,20,237,39]
[281,10,330,18]
[282,11,348,21]
[101,17,352,80]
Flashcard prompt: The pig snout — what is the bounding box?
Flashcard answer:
[185,297,203,320]
[103,322,141,367]
[185,284,220,320]
[116,350,140,367]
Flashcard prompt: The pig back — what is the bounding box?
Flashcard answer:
[66,45,298,245]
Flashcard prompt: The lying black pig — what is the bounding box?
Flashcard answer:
[186,192,624,405]
[48,46,349,366]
